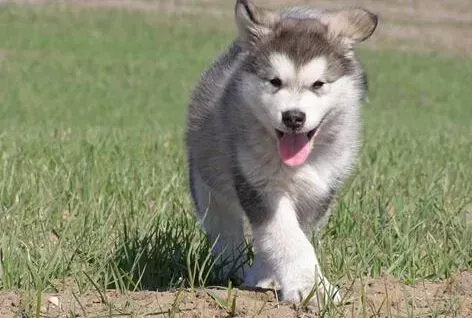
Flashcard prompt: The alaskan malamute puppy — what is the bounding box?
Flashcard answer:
[186,0,377,304]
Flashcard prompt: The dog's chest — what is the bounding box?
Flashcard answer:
[277,164,330,192]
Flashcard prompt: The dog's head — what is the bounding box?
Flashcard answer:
[233,0,377,167]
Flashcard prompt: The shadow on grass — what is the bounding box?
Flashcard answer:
[107,213,249,291]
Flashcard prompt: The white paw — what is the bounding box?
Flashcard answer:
[277,256,341,305]
[281,276,341,305]
[243,257,278,289]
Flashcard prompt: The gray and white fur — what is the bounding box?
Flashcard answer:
[185,0,377,304]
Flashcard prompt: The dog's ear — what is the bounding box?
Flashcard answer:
[235,0,278,45]
[321,8,378,46]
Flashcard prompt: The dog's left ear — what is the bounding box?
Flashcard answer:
[235,0,279,46]
[321,8,378,46]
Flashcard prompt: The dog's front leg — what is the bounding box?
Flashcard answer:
[249,195,340,305]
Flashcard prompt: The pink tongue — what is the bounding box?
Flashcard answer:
[277,133,311,167]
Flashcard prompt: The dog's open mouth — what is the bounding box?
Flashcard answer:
[276,128,317,140]
[275,128,317,167]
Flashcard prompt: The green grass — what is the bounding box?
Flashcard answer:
[0,2,471,309]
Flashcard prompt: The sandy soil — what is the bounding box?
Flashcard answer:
[1,270,471,317]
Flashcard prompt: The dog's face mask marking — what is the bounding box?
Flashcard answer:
[234,0,377,166]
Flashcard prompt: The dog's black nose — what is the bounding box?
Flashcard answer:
[282,110,306,130]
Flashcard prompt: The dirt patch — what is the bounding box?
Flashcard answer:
[2,270,471,317]
[344,270,472,316]
[0,293,19,318]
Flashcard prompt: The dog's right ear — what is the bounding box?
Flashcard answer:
[235,0,278,46]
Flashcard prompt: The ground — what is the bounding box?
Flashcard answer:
[2,271,472,316]
[0,0,471,317]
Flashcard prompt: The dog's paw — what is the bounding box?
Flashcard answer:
[277,255,341,306]
[243,258,278,289]
[281,279,341,306]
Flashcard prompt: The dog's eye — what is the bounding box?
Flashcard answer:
[311,81,325,90]
[269,77,282,88]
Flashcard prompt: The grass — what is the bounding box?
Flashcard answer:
[0,2,471,316]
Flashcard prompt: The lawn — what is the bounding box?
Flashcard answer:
[0,2,471,317]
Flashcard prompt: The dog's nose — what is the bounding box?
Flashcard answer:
[282,110,306,130]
